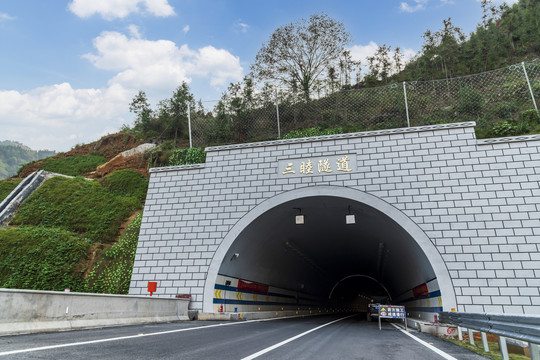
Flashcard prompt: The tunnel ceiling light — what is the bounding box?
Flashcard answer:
[346,205,356,224]
[294,207,304,225]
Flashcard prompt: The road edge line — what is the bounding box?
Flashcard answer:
[390,323,457,360]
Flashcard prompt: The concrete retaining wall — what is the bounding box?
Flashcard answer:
[0,289,189,335]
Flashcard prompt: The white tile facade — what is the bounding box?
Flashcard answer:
[129,122,540,315]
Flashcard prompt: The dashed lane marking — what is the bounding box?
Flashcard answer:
[240,315,356,360]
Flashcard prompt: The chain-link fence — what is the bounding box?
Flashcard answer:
[189,59,539,148]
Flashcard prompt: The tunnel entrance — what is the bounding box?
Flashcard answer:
[204,187,456,316]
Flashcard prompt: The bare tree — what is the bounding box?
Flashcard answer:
[250,12,352,100]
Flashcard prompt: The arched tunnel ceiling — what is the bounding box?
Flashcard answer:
[219,196,436,300]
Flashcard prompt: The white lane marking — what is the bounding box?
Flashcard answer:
[241,315,356,360]
[390,323,457,360]
[0,314,320,357]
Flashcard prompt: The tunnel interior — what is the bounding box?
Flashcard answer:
[217,196,438,311]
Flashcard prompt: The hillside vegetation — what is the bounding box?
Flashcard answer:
[0,140,55,180]
[0,168,148,293]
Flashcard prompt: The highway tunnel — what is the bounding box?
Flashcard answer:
[213,194,447,317]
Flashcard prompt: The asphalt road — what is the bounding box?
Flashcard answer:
[0,314,488,360]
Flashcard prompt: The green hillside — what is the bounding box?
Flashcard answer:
[0,140,55,180]
[0,170,148,293]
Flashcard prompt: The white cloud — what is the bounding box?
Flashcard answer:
[234,20,249,33]
[0,30,243,151]
[128,24,141,39]
[68,0,175,20]
[0,12,15,21]
[0,83,133,151]
[400,0,429,13]
[349,41,416,75]
[183,25,190,34]
[83,30,243,90]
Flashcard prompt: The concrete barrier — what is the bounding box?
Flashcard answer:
[0,289,189,335]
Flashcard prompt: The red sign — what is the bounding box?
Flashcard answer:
[147,281,157,296]
[412,283,429,298]
[237,280,269,294]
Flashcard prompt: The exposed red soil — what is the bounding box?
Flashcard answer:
[18,133,146,178]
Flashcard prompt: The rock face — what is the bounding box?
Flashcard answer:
[94,143,155,178]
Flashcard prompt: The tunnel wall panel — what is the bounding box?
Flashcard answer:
[130,122,540,315]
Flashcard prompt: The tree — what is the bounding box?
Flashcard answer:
[129,90,152,132]
[154,83,195,146]
[251,12,352,100]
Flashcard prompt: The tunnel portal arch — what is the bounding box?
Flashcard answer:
[203,186,457,313]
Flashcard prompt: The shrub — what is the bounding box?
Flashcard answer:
[0,226,89,291]
[102,169,148,202]
[11,176,140,243]
[282,127,344,140]
[42,154,106,176]
[168,147,206,166]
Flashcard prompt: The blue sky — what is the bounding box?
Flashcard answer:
[0,0,516,151]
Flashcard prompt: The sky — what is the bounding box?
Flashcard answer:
[0,0,517,152]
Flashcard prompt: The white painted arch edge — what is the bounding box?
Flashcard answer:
[202,185,457,313]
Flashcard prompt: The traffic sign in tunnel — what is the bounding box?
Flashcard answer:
[210,192,453,320]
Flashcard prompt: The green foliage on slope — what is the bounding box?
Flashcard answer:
[0,179,22,202]
[40,154,106,176]
[101,169,149,202]
[0,226,90,291]
[86,213,142,294]
[11,176,140,243]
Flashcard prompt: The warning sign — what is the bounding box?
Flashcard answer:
[379,305,406,319]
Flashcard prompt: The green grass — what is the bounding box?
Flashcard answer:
[101,169,148,202]
[11,176,140,243]
[0,179,22,202]
[86,212,142,294]
[41,154,106,176]
[445,338,531,360]
[0,226,90,291]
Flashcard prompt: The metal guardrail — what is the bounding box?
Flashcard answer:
[439,312,540,345]
[439,312,540,360]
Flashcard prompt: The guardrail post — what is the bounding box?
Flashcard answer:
[481,332,489,352]
[499,336,509,360]
[530,343,540,360]
[468,329,475,346]
[457,326,463,341]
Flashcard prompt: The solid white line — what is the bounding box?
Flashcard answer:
[0,314,318,357]
[390,323,457,360]
[241,315,356,360]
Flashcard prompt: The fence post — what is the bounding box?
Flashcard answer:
[531,343,540,360]
[499,336,509,360]
[275,89,281,138]
[403,81,411,127]
[481,332,489,352]
[468,329,475,346]
[522,61,538,112]
[187,103,193,148]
